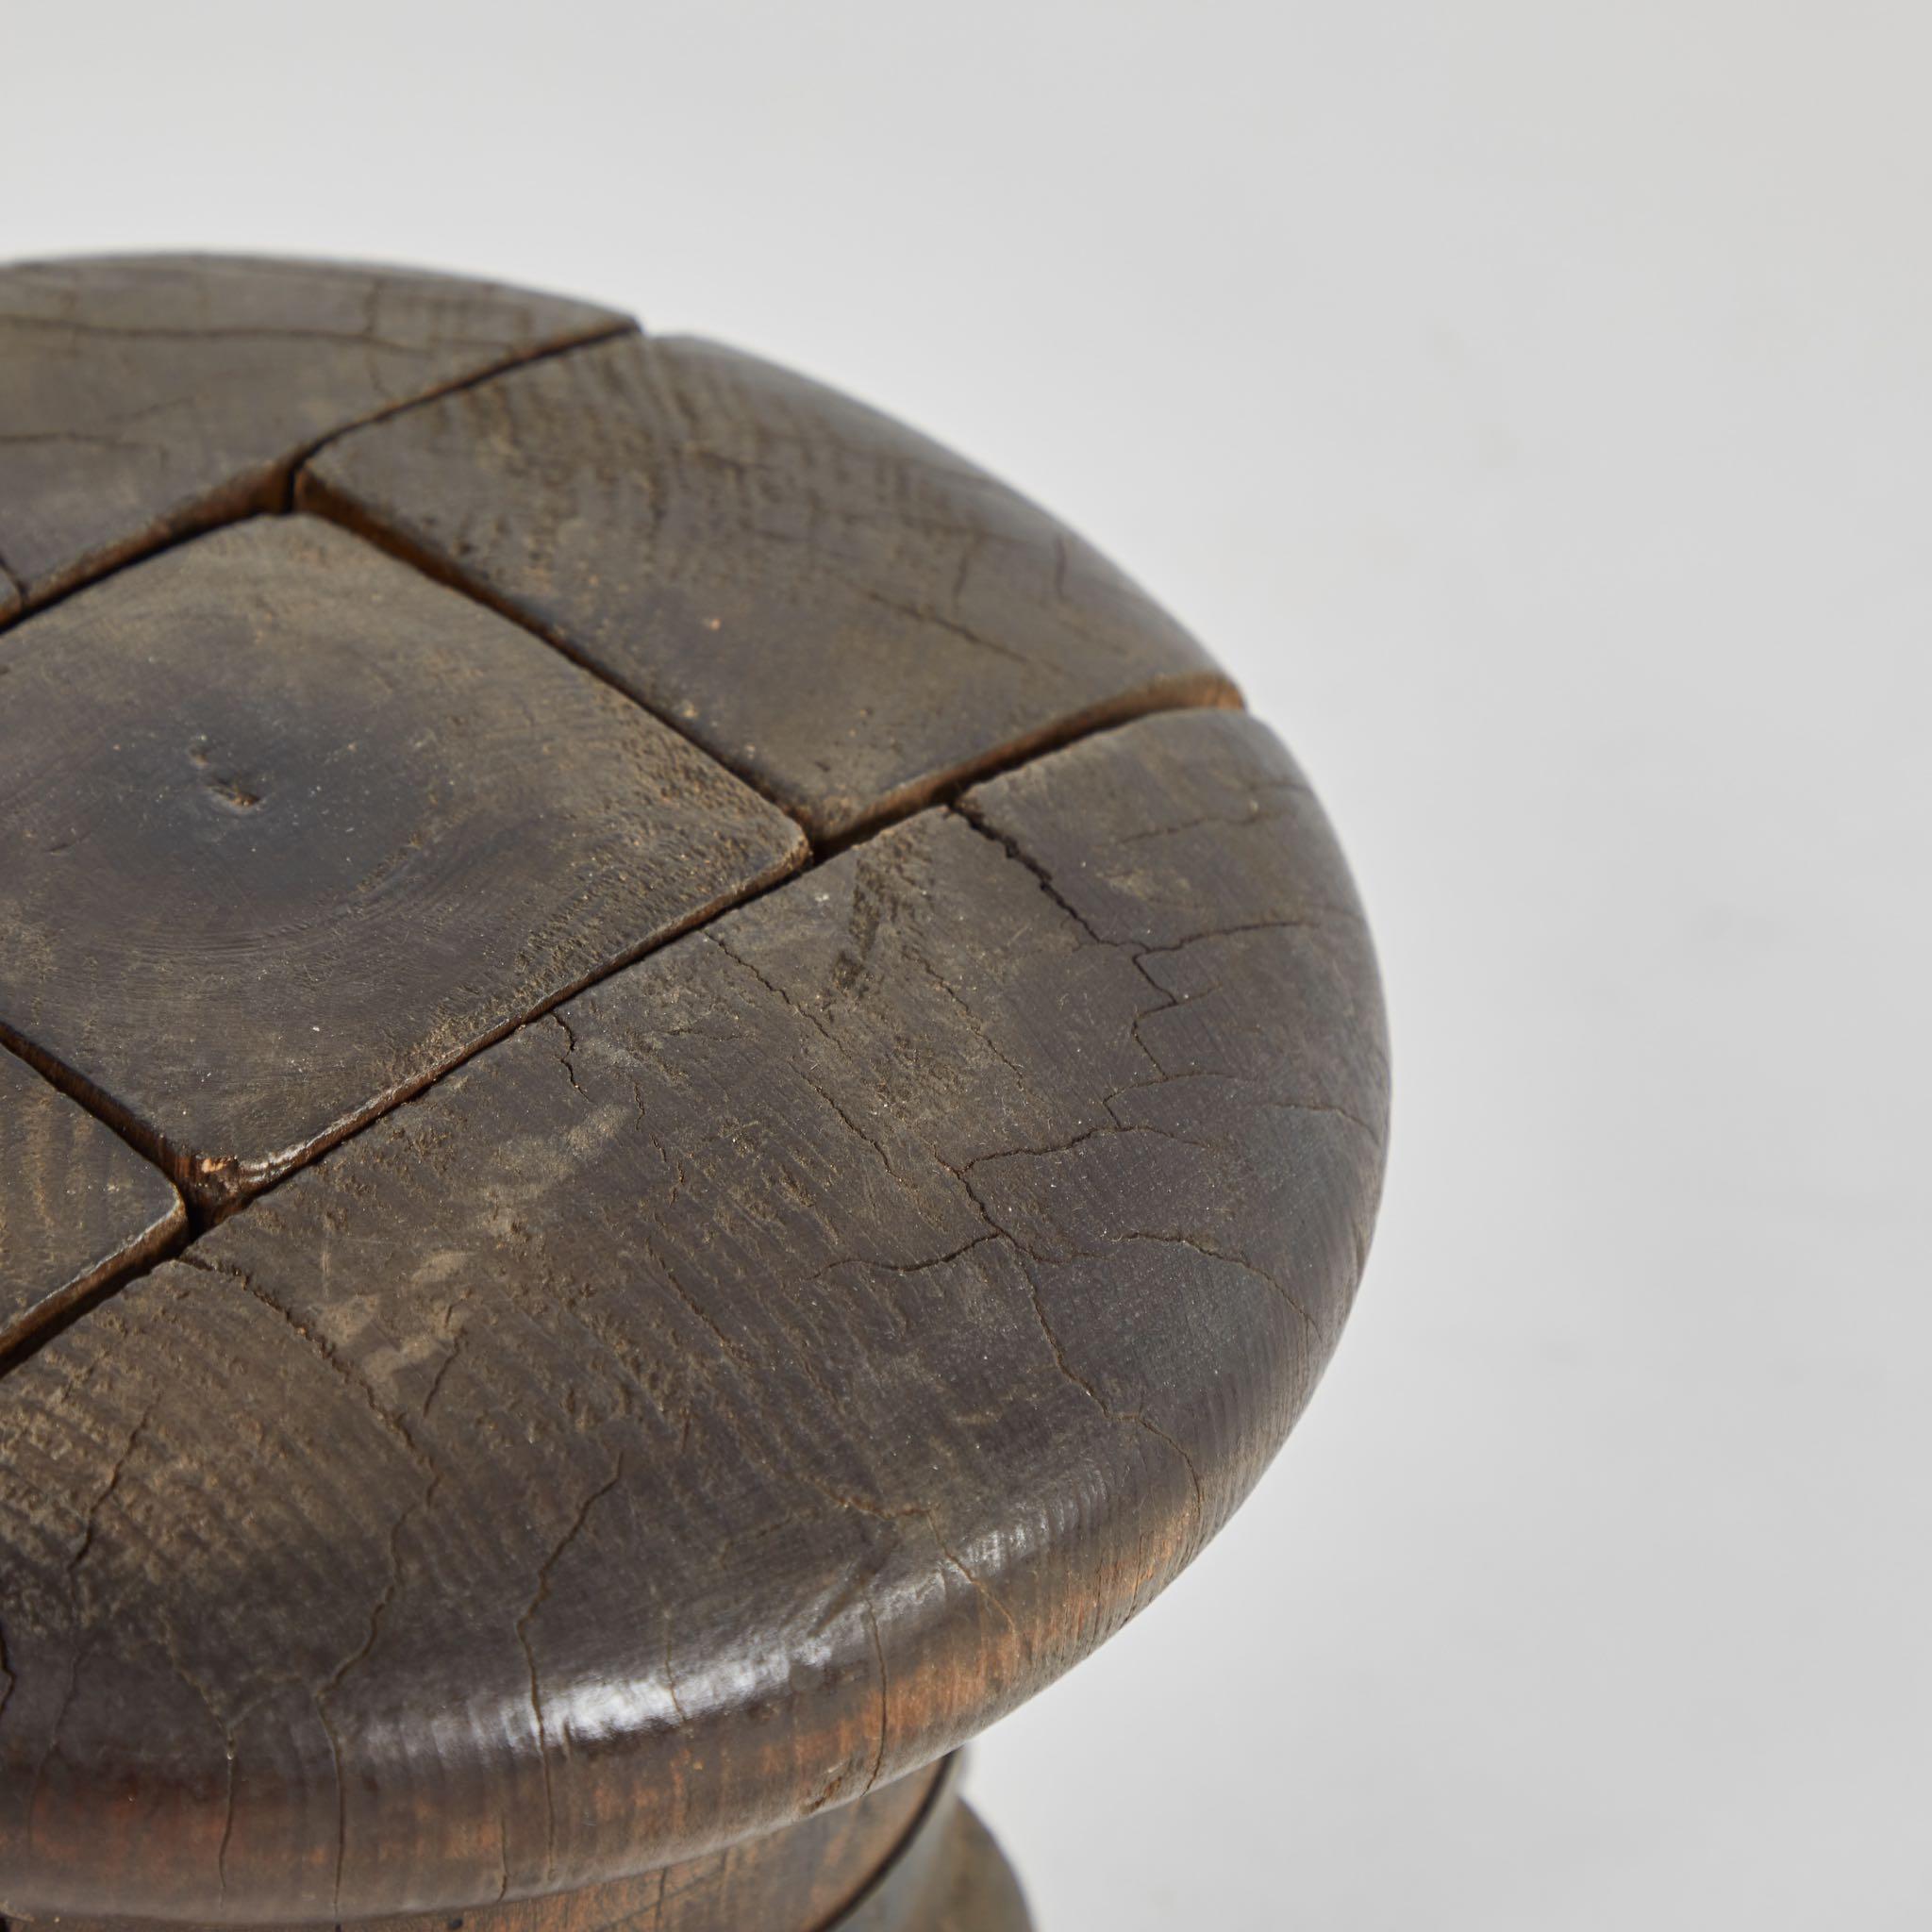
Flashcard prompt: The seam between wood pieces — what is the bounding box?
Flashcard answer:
[0,329,1247,1383]
[295,454,1242,847]
[0,317,641,638]
[0,688,1239,1384]
[0,322,646,1357]
[289,459,807,835]
[284,317,639,509]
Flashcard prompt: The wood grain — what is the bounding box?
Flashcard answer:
[0,1045,183,1357]
[0,709,1383,1923]
[12,1759,1026,1932]
[0,255,1387,1929]
[299,333,1240,840]
[0,516,805,1213]
[25,1764,950,1932]
[0,256,630,616]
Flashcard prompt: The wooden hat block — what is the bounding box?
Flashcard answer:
[0,258,1388,1930]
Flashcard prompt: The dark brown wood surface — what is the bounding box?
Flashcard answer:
[0,516,804,1214]
[0,256,628,616]
[0,255,1386,1931]
[300,333,1239,840]
[23,1759,1028,1932]
[34,1762,952,1932]
[0,1044,184,1357]
[0,708,1382,1922]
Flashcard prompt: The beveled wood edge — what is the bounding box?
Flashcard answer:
[0,263,1374,1932]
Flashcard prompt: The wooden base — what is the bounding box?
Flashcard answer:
[835,1771,1032,1930]
[17,1757,1031,1932]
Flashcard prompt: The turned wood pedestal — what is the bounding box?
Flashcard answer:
[0,257,1388,1929]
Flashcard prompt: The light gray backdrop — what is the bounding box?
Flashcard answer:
[5,4,1924,1925]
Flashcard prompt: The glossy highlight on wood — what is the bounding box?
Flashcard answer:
[0,255,1385,1930]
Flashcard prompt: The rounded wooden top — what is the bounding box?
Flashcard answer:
[0,258,1388,1924]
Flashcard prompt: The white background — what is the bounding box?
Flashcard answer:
[5,5,1927,1925]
